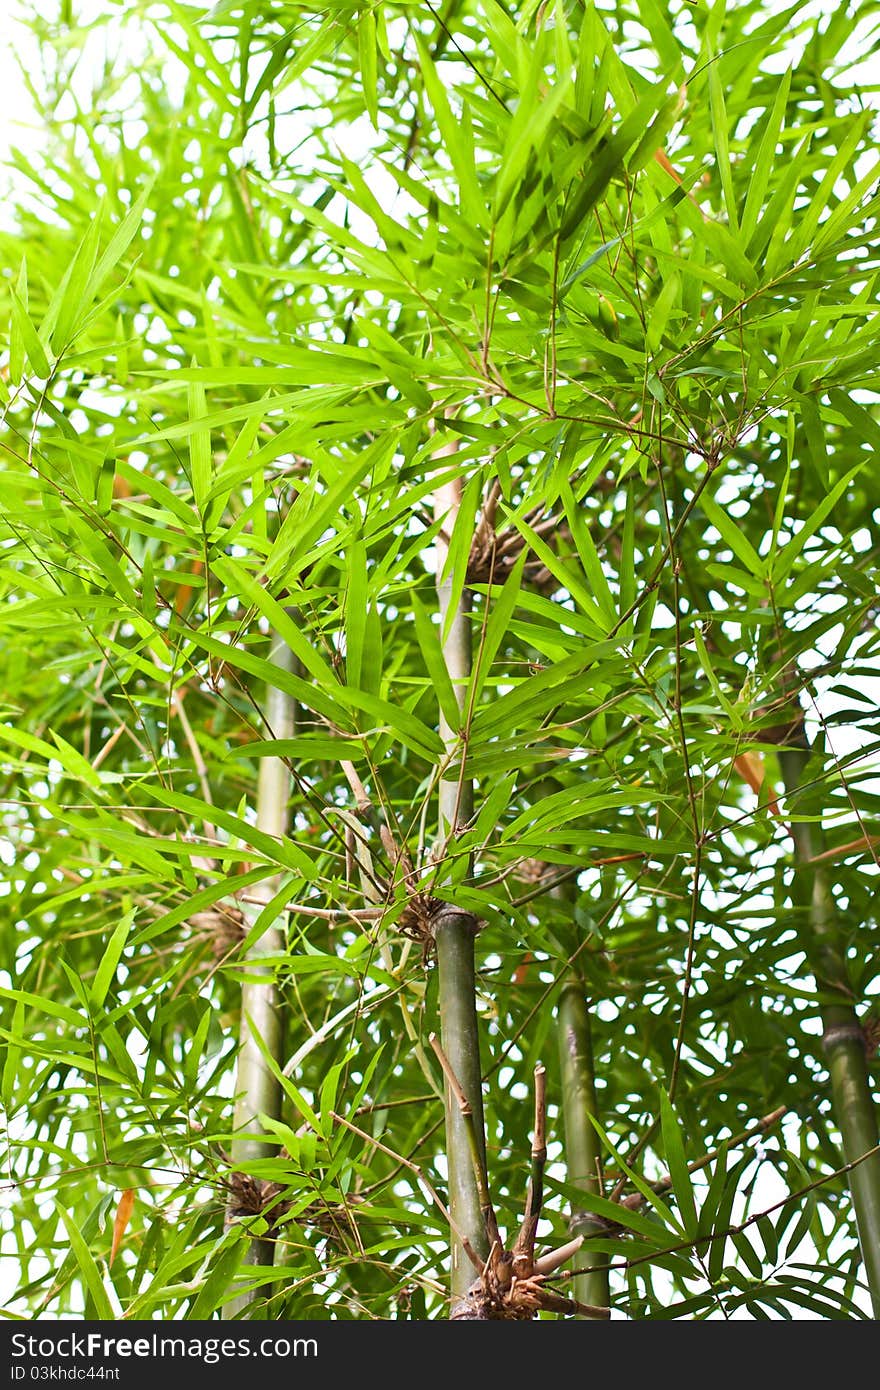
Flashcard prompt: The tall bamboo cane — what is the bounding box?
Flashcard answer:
[779,736,880,1316]
[433,465,491,1315]
[224,634,296,1316]
[531,812,608,1314]
[556,973,610,1314]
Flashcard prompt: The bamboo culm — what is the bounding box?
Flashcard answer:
[556,978,610,1314]
[224,634,296,1316]
[780,742,880,1317]
[434,469,490,1313]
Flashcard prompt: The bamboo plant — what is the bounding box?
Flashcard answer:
[2,0,879,1322]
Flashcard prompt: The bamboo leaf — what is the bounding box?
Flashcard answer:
[358,8,379,128]
[89,185,151,300]
[470,549,526,704]
[659,1093,698,1238]
[187,366,212,508]
[8,258,28,383]
[55,1201,115,1319]
[8,284,52,378]
[109,1189,136,1268]
[345,539,369,693]
[52,213,103,350]
[187,1236,244,1319]
[773,463,863,581]
[740,67,792,243]
[90,909,135,1009]
[139,785,316,878]
[412,592,461,731]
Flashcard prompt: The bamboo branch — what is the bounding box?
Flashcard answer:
[513,1064,546,1269]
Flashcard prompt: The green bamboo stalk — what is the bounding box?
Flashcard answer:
[224,634,296,1317]
[557,976,610,1315]
[532,832,609,1315]
[433,467,490,1315]
[780,740,880,1317]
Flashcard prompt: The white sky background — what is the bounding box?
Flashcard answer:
[1,0,879,1321]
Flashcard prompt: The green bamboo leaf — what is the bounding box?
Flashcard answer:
[415,35,485,227]
[360,600,383,698]
[628,87,685,174]
[1,1000,25,1109]
[90,909,136,1009]
[696,1144,734,1238]
[358,8,379,128]
[637,0,686,76]
[183,1004,213,1090]
[645,269,680,352]
[115,456,198,529]
[243,1017,321,1132]
[740,67,792,243]
[163,2,239,102]
[203,409,265,532]
[560,481,617,624]
[510,516,609,632]
[438,472,481,645]
[48,729,103,790]
[813,153,880,256]
[211,556,338,690]
[773,463,863,581]
[0,723,99,789]
[731,1230,763,1279]
[180,629,355,731]
[140,785,316,878]
[52,213,102,350]
[708,1154,753,1283]
[267,439,389,583]
[701,493,765,577]
[334,684,444,759]
[827,389,880,455]
[42,1198,114,1311]
[587,1114,683,1234]
[8,258,27,384]
[187,365,212,508]
[241,735,365,763]
[470,548,526,704]
[187,1236,244,1320]
[707,57,738,233]
[345,540,369,693]
[54,1201,115,1319]
[782,112,871,266]
[319,1049,355,1137]
[8,284,52,378]
[564,1187,671,1243]
[692,623,736,719]
[559,80,670,242]
[411,592,461,731]
[659,1093,698,1238]
[89,185,151,300]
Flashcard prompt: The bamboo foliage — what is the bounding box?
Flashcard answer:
[1,0,879,1320]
